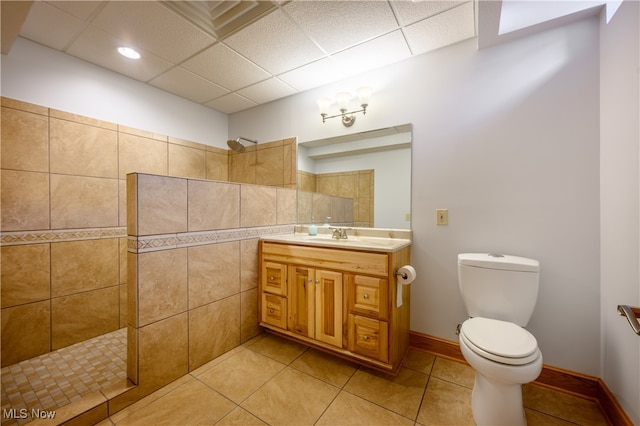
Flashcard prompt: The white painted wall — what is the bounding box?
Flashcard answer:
[1,38,228,148]
[231,18,602,375]
[599,1,640,422]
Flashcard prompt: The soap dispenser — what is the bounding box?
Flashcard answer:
[308,217,317,236]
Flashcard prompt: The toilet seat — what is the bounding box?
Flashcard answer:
[461,317,539,365]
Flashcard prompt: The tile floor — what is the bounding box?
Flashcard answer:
[1,329,127,426]
[97,333,610,426]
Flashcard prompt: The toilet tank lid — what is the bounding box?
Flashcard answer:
[458,253,539,272]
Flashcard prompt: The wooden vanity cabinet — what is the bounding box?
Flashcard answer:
[259,240,411,374]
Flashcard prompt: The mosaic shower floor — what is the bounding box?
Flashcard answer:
[1,328,127,426]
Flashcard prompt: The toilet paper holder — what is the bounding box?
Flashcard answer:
[394,270,408,279]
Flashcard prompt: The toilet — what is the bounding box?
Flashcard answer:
[457,253,543,426]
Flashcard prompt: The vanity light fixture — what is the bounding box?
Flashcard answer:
[117,46,141,60]
[317,86,372,127]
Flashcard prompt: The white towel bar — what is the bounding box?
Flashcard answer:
[617,305,640,336]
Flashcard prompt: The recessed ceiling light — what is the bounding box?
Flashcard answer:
[117,47,141,60]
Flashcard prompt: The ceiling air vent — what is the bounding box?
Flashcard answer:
[160,1,281,40]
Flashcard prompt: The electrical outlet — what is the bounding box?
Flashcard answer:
[436,209,448,225]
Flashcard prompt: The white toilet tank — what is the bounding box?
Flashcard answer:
[458,253,540,327]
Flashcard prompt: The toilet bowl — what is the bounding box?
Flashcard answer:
[459,317,543,426]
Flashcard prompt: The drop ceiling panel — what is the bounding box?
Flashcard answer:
[391,0,469,26]
[237,77,296,104]
[205,92,257,114]
[404,2,476,55]
[223,9,324,74]
[19,2,87,50]
[182,43,271,91]
[278,58,348,92]
[67,26,173,82]
[91,1,216,63]
[283,0,399,54]
[149,67,229,103]
[332,30,412,77]
[47,1,105,21]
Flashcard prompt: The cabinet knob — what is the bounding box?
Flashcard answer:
[315,279,320,284]
[308,278,313,282]
[268,309,274,314]
[363,294,369,299]
[269,276,275,281]
[363,335,370,341]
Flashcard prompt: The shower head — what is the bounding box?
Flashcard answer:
[227,136,257,153]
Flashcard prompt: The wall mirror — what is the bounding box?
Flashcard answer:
[297,124,412,229]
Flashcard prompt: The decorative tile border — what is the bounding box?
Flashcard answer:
[0,227,127,246]
[128,224,295,253]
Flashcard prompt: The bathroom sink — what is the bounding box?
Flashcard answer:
[262,233,411,252]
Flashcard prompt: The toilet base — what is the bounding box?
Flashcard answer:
[471,372,526,426]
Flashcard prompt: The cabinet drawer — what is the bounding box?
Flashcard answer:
[348,275,388,319]
[348,314,388,362]
[262,262,287,295]
[262,293,287,329]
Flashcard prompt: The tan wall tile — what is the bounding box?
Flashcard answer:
[127,252,138,327]
[312,193,332,226]
[338,173,359,198]
[119,179,127,227]
[50,109,117,130]
[188,295,240,371]
[1,97,48,115]
[229,150,256,184]
[51,286,119,350]
[120,283,128,329]
[50,118,118,178]
[127,325,138,384]
[50,174,119,229]
[188,242,240,309]
[358,171,373,197]
[297,190,313,224]
[118,125,168,141]
[51,238,119,297]
[1,244,51,308]
[138,313,188,390]
[277,188,297,225]
[206,151,228,181]
[137,248,188,326]
[1,107,49,172]
[136,174,188,236]
[187,179,239,231]
[168,143,206,179]
[284,140,296,187]
[240,239,258,292]
[297,171,316,192]
[127,174,138,235]
[1,301,51,367]
[241,288,260,343]
[1,170,50,231]
[256,146,284,186]
[168,136,207,150]
[118,134,168,179]
[119,237,128,284]
[240,185,277,227]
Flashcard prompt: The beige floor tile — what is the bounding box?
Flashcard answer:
[402,348,435,374]
[523,383,609,425]
[343,366,428,419]
[289,348,358,387]
[241,367,339,425]
[216,406,267,425]
[417,377,474,426]
[317,391,414,425]
[525,407,577,425]
[246,333,308,364]
[196,349,285,404]
[430,357,475,389]
[111,379,234,425]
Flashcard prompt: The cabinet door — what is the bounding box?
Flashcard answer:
[348,275,388,320]
[262,262,287,295]
[315,269,343,347]
[288,266,314,338]
[348,314,389,362]
[262,293,287,329]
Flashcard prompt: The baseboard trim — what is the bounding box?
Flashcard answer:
[409,331,633,425]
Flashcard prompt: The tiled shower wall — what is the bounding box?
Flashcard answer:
[297,169,374,227]
[0,97,296,367]
[125,173,296,395]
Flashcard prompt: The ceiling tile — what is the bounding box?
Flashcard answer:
[331,30,412,77]
[205,93,257,114]
[149,67,229,104]
[67,26,173,82]
[391,0,469,26]
[45,1,105,21]
[224,9,324,74]
[278,57,348,92]
[284,0,399,54]
[237,78,297,104]
[19,2,87,50]
[404,1,476,55]
[91,1,216,63]
[182,43,271,91]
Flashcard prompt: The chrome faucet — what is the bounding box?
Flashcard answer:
[331,227,349,240]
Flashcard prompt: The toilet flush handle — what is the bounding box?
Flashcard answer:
[617,305,640,336]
